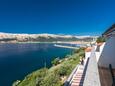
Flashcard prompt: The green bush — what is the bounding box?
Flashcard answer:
[40,73,62,86]
[57,65,68,76]
[16,68,48,86]
[51,57,60,66]
[96,36,106,43]
[73,47,85,54]
[73,48,85,58]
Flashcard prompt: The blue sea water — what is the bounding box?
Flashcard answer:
[0,43,72,86]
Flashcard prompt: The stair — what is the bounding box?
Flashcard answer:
[70,65,85,86]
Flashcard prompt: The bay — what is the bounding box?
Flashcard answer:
[0,43,73,86]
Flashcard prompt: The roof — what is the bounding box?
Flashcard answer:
[85,47,92,52]
[102,24,115,37]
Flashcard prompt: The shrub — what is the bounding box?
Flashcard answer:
[40,73,62,86]
[51,57,60,66]
[96,36,106,43]
[57,66,68,76]
[17,68,48,86]
[73,47,85,54]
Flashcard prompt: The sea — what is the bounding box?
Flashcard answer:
[0,43,74,86]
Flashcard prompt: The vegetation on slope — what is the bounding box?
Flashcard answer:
[13,48,85,86]
[96,36,106,43]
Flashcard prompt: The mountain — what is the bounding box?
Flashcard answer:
[0,32,97,43]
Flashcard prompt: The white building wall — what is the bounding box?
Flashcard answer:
[95,43,105,62]
[85,52,91,65]
[98,37,115,68]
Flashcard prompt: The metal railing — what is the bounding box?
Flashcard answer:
[64,64,79,86]
[64,58,90,86]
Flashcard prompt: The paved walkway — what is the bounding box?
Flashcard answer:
[83,48,101,86]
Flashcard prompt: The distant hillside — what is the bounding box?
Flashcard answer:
[0,32,97,43]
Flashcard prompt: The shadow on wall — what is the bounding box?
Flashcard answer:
[98,37,115,68]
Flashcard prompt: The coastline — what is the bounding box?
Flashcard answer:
[0,43,73,86]
[0,41,91,45]
[12,47,85,86]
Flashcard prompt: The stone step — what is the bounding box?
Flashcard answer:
[73,78,84,81]
[72,80,84,83]
[74,76,85,78]
[71,82,83,86]
[75,74,85,76]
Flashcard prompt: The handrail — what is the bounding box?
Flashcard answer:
[64,64,79,86]
[64,58,90,86]
[109,64,115,86]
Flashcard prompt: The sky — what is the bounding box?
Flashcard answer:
[0,0,115,35]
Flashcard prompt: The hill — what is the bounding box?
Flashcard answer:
[0,32,97,43]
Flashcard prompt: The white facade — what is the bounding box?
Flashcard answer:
[98,36,115,68]
[95,43,105,62]
[85,52,91,65]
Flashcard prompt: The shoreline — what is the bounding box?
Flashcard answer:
[13,47,84,86]
[0,41,91,45]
